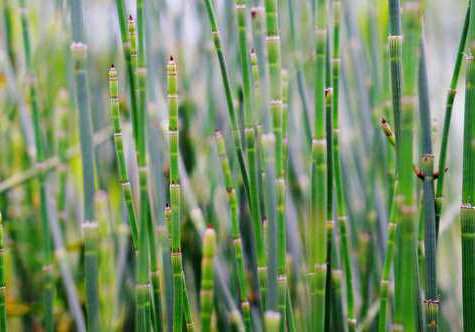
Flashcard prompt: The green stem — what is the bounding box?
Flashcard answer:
[264,0,287,323]
[203,0,251,203]
[19,0,54,329]
[435,3,470,238]
[200,227,216,331]
[215,131,252,331]
[0,212,6,332]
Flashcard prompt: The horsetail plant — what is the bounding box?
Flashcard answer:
[114,0,139,143]
[311,0,328,330]
[18,0,54,329]
[264,0,287,323]
[460,1,475,329]
[69,0,101,329]
[435,3,470,237]
[203,0,251,203]
[418,39,438,330]
[393,2,422,330]
[109,65,138,248]
[332,1,355,330]
[200,227,216,331]
[215,131,252,331]
[235,0,266,309]
[168,56,191,332]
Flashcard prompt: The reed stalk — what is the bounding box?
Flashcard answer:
[114,0,139,143]
[393,2,421,331]
[418,39,438,331]
[235,0,266,308]
[460,2,475,328]
[203,0,250,202]
[332,2,355,330]
[109,65,138,248]
[200,227,216,331]
[215,131,252,331]
[435,3,470,237]
[19,0,54,329]
[264,0,287,323]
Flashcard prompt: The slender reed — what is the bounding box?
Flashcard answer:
[200,227,216,331]
[435,3,470,236]
[114,0,139,143]
[394,2,421,330]
[378,183,398,332]
[418,39,438,331]
[168,56,192,332]
[215,131,252,331]
[311,1,328,330]
[109,65,138,248]
[235,0,266,307]
[264,0,287,322]
[460,2,475,328]
[18,0,54,329]
[332,1,355,330]
[203,0,251,202]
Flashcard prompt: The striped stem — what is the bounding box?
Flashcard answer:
[114,0,139,144]
[109,65,138,248]
[265,311,281,332]
[200,227,216,331]
[19,0,54,329]
[394,2,421,331]
[378,183,398,332]
[435,3,470,237]
[215,131,252,331]
[235,0,265,308]
[203,0,250,203]
[264,0,287,322]
[418,38,438,331]
[461,5,475,325]
[69,0,100,328]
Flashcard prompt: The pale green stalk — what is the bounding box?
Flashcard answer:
[200,228,216,331]
[332,2,355,330]
[109,65,138,248]
[264,0,287,323]
[19,0,54,329]
[235,0,265,308]
[215,131,252,331]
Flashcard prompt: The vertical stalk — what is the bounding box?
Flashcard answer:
[378,183,398,332]
[109,65,138,248]
[394,2,421,331]
[312,1,328,330]
[461,2,475,328]
[168,57,192,332]
[418,38,438,331]
[69,0,100,329]
[332,1,355,330]
[18,0,54,329]
[203,0,251,202]
[323,29,333,332]
[200,227,216,331]
[435,4,470,237]
[215,131,252,331]
[264,0,287,322]
[114,0,139,144]
[135,0,155,328]
[235,0,266,307]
